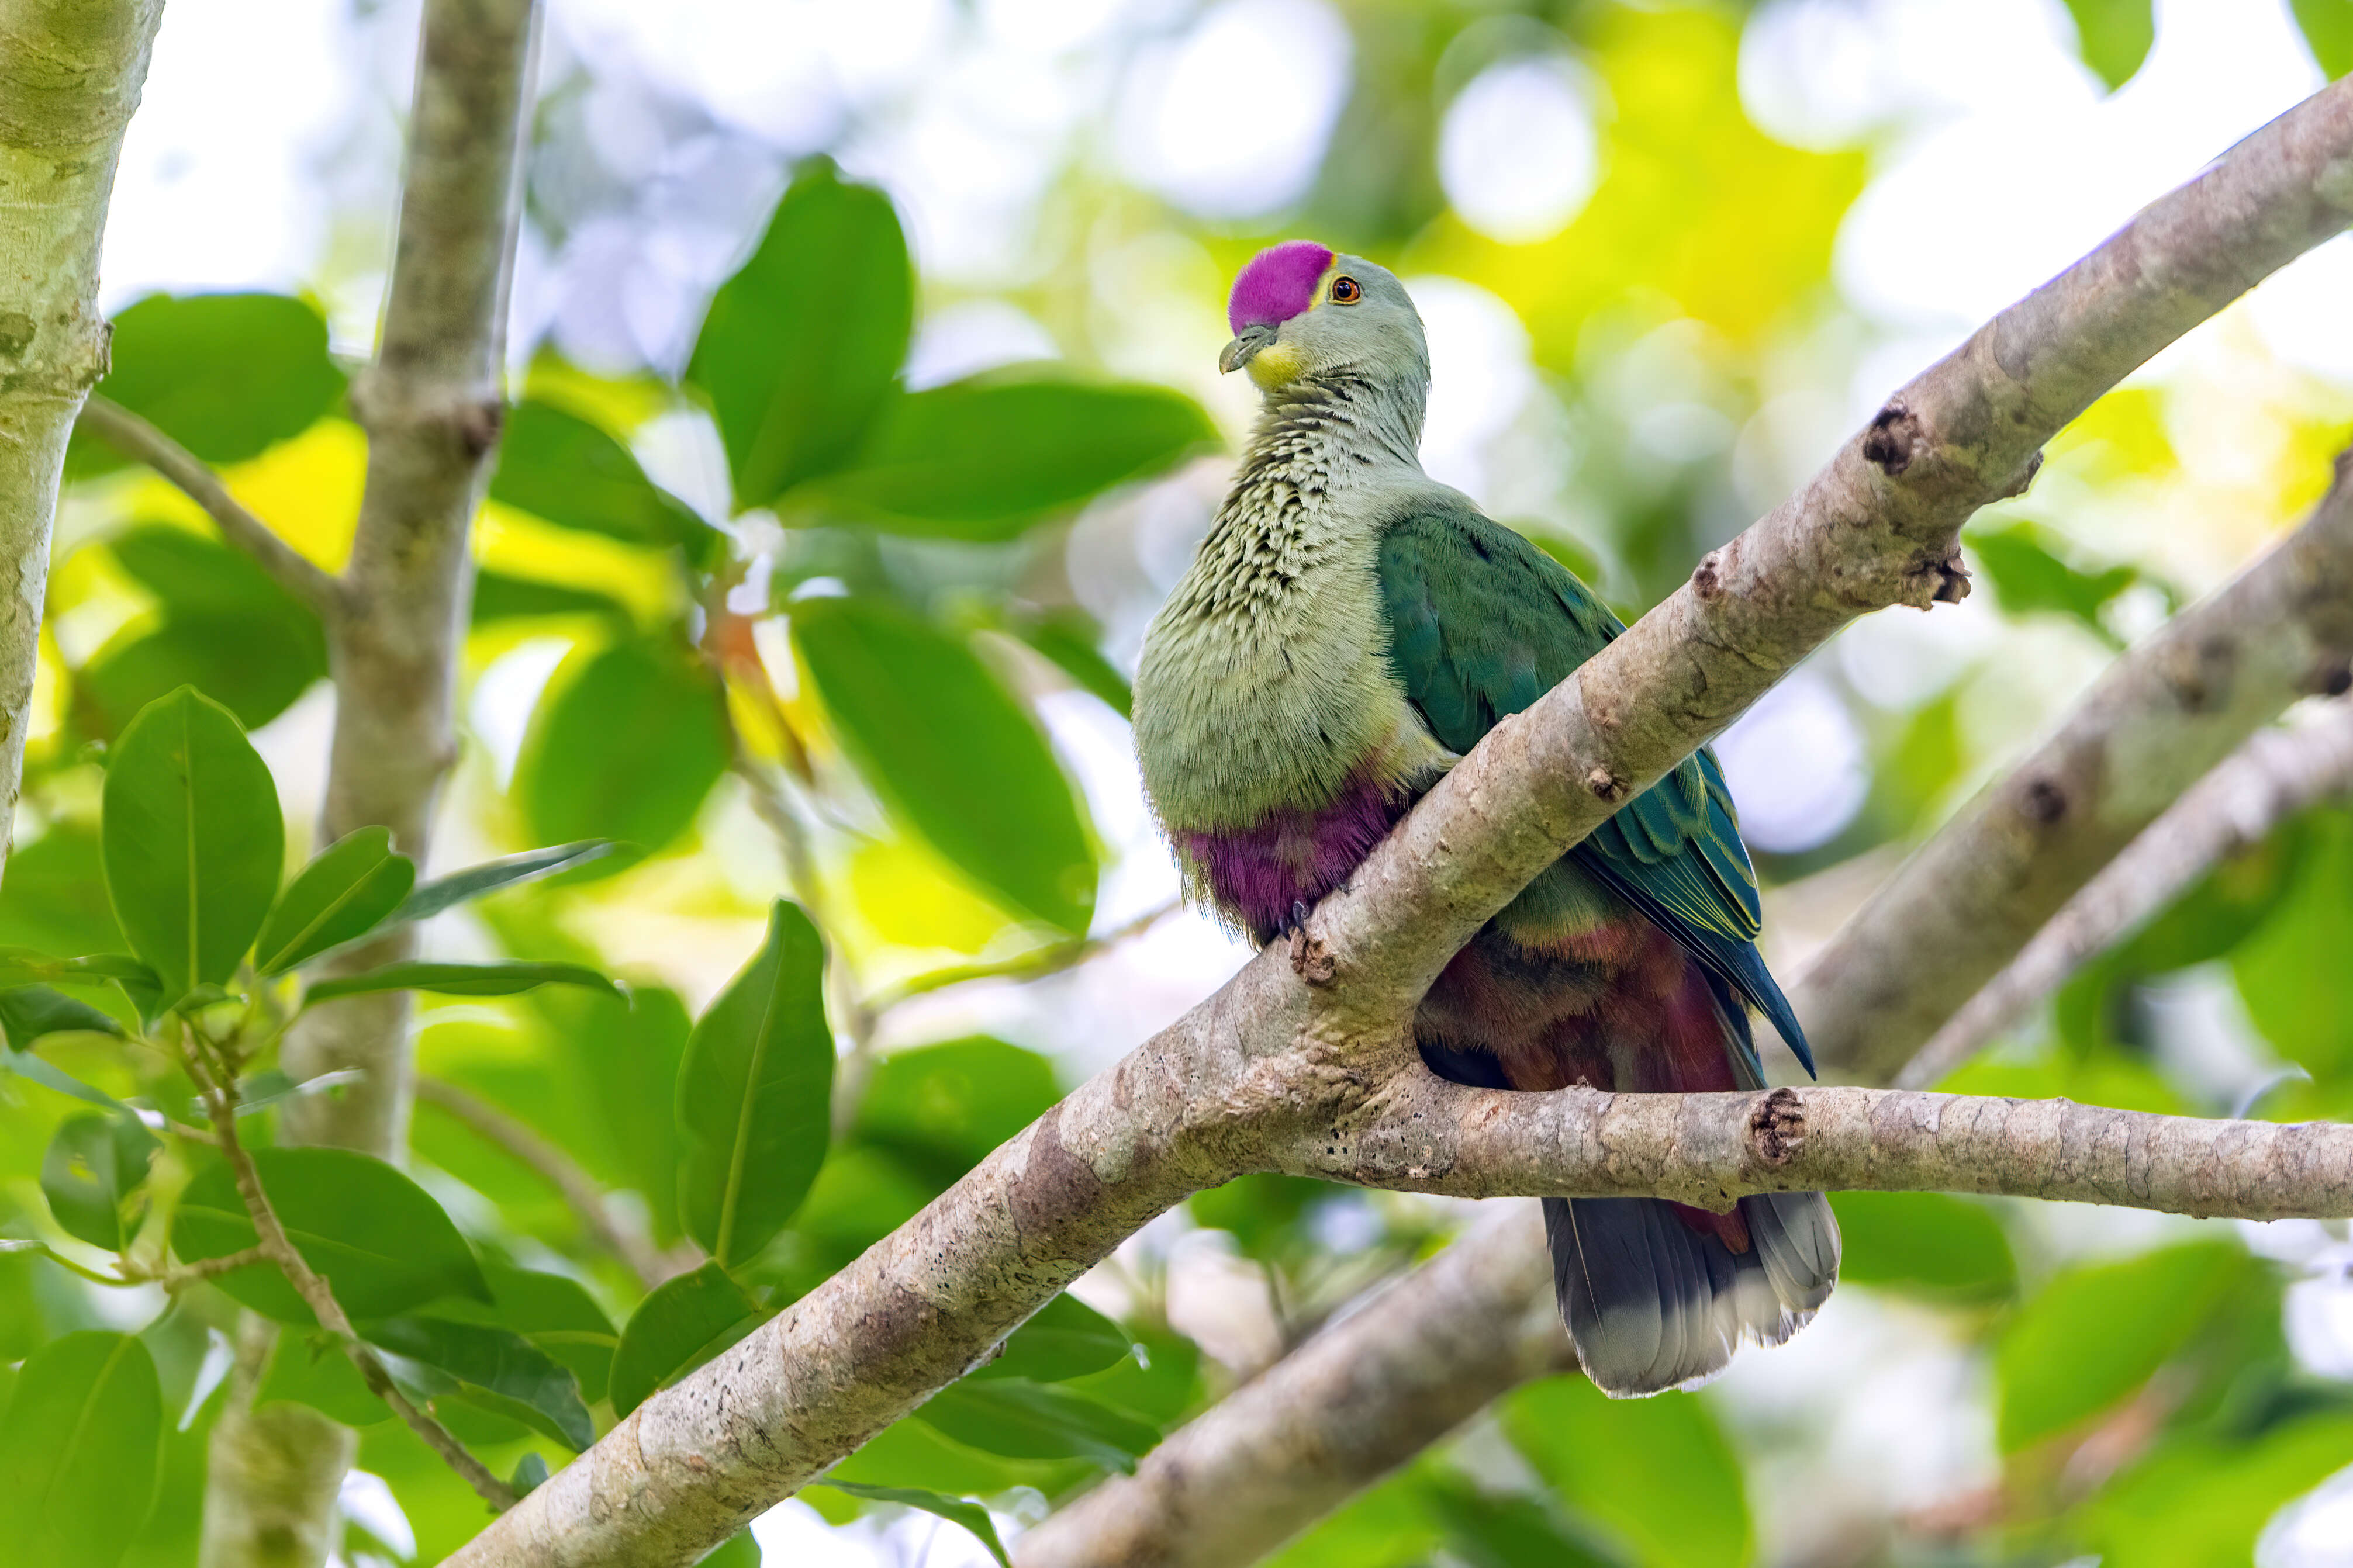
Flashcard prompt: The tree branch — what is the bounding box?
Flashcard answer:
[1797,454,2353,1083]
[0,0,165,877]
[74,394,349,618]
[1899,697,2353,1090]
[206,0,545,1553]
[447,77,2353,1568]
[414,1075,686,1292]
[183,1044,517,1511]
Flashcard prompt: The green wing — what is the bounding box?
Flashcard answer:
[1376,508,1812,1072]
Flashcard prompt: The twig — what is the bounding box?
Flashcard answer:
[75,394,348,619]
[862,899,1181,1015]
[1899,701,2353,1089]
[182,1042,517,1511]
[414,1075,685,1291]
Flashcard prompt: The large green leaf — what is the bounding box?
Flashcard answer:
[1967,521,2144,648]
[678,901,834,1267]
[362,1316,594,1451]
[571,986,692,1242]
[1827,1192,2015,1301]
[100,687,284,1000]
[257,1330,386,1427]
[0,1331,163,1568]
[472,571,633,628]
[2084,1414,2353,1566]
[83,526,329,735]
[1008,609,1132,718]
[687,158,913,508]
[391,840,617,926]
[801,372,1218,539]
[1423,1479,1622,1568]
[2232,808,2353,1081]
[2063,0,2157,90]
[515,639,730,856]
[914,1377,1158,1472]
[1502,1373,1751,1568]
[609,1261,766,1418]
[172,1147,490,1323]
[0,985,125,1045]
[490,400,708,547]
[0,825,126,957]
[74,292,344,475]
[303,960,620,1006]
[1995,1240,2245,1452]
[813,1482,1011,1567]
[793,597,1094,934]
[254,827,415,974]
[2296,0,2353,77]
[40,1112,157,1252]
[975,1293,1133,1384]
[423,1258,619,1407]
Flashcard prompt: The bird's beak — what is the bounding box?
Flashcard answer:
[1220,323,1277,374]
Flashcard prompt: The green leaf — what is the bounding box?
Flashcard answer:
[1995,1240,2244,1451]
[512,1452,552,1496]
[793,596,1095,934]
[2084,1413,2353,1565]
[976,1293,1134,1383]
[2232,808,2353,1080]
[515,639,730,857]
[172,1147,491,1323]
[814,1482,1010,1567]
[100,687,284,1001]
[800,372,1218,539]
[83,527,329,735]
[2063,0,2157,90]
[362,1316,594,1451]
[2296,0,2353,77]
[0,1331,163,1568]
[254,828,416,974]
[2,1046,129,1113]
[1008,609,1132,718]
[1423,1478,1622,1568]
[74,293,344,475]
[41,1112,157,1252]
[703,1529,762,1568]
[609,1261,766,1418]
[1502,1373,1751,1568]
[572,986,692,1243]
[1967,521,2143,645]
[471,571,633,628]
[490,400,709,547]
[853,1036,1062,1190]
[688,158,913,508]
[0,984,125,1044]
[420,1258,619,1407]
[0,825,127,957]
[303,959,621,1006]
[915,1377,1158,1472]
[678,901,834,1268]
[391,840,618,926]
[1827,1192,2015,1301]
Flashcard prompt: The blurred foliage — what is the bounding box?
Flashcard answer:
[4,1,2352,1563]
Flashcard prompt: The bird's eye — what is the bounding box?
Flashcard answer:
[1330,276,1362,304]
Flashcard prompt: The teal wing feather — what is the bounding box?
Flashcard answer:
[1375,507,1813,1076]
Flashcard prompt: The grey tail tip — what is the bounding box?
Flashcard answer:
[1545,1191,1841,1399]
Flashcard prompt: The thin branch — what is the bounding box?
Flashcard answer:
[182,1044,517,1512]
[1796,448,2353,1082]
[1899,700,2353,1089]
[862,900,1182,1016]
[74,394,347,619]
[450,78,2353,1568]
[414,1075,683,1292]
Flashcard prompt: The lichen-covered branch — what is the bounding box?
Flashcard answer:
[446,78,2353,1568]
[75,393,348,618]
[0,0,165,878]
[1798,452,2353,1083]
[1899,697,2353,1090]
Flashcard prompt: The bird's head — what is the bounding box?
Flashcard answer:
[1220,241,1429,397]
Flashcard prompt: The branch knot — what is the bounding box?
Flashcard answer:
[1862,400,1925,476]
[1584,766,1628,803]
[1749,1087,1805,1167]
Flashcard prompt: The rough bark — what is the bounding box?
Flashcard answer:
[1799,454,2353,1083]
[1899,697,2353,1089]
[0,0,164,875]
[446,77,2353,1568]
[199,1,541,1560]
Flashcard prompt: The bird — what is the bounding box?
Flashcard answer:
[1132,240,1838,1397]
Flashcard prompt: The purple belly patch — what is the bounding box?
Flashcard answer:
[1180,770,1409,941]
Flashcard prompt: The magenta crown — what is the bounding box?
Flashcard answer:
[1228,240,1333,335]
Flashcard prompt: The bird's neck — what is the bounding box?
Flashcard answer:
[1237,370,1426,494]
